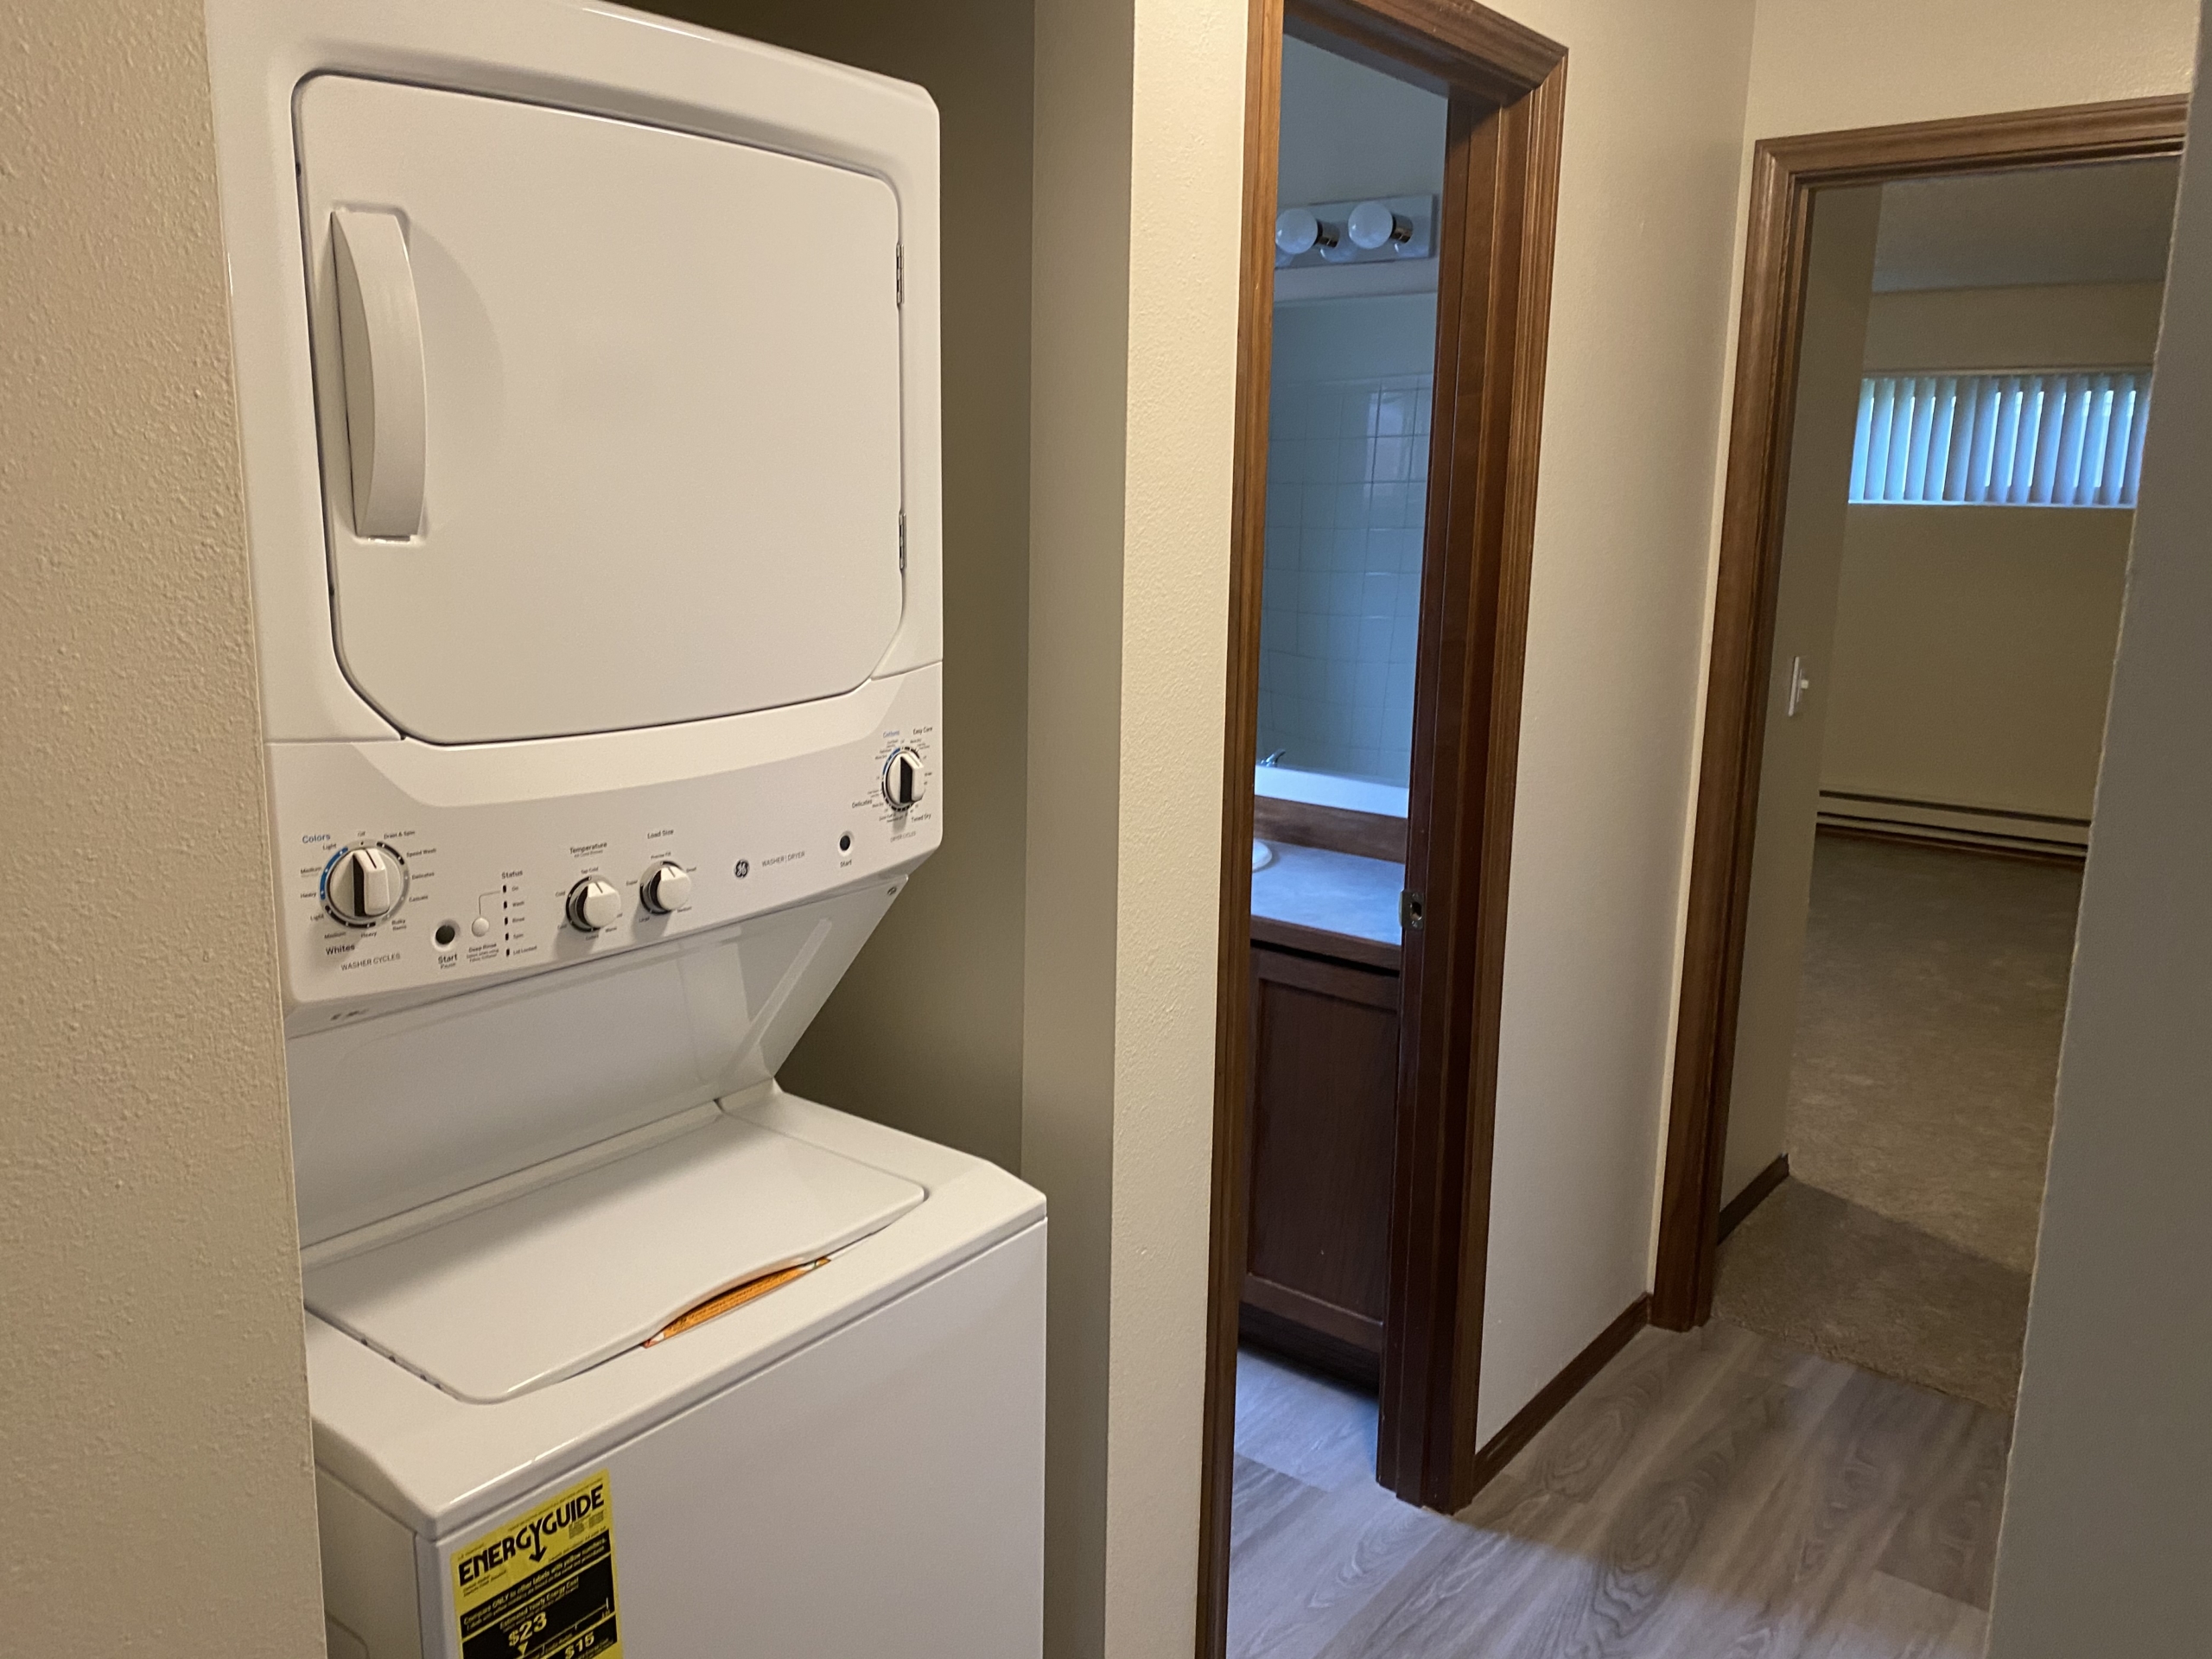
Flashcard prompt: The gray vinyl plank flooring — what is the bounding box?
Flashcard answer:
[1230,1325,2005,1658]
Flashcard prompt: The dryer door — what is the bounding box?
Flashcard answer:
[295,75,906,746]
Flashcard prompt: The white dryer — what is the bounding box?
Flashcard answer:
[201,4,1043,1656]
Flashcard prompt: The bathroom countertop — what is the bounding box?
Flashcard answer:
[1249,841,1405,957]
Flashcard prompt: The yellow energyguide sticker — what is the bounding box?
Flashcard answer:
[451,1470,622,1659]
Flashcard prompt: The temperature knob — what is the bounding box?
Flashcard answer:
[566,876,625,932]
[882,747,925,812]
[640,862,691,914]
[322,843,406,926]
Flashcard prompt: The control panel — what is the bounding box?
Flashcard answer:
[268,666,940,1032]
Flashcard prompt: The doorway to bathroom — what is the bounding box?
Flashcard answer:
[1197,1,1566,1653]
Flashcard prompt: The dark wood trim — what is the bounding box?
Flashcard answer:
[1249,938,1402,1005]
[1249,915,1402,972]
[1461,1294,1649,1494]
[1378,51,1566,1514]
[1288,0,1561,104]
[1253,794,1408,862]
[1716,1153,1789,1244]
[1239,1300,1382,1389]
[1194,0,1285,1646]
[1651,94,2189,1335]
[1242,1274,1386,1356]
[1200,0,1567,1643]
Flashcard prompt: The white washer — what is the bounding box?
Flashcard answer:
[202,5,1043,1656]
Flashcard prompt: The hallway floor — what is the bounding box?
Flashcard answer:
[1714,833,2082,1409]
[1229,1328,2004,1659]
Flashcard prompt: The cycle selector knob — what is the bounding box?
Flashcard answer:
[640,862,691,914]
[566,876,625,932]
[882,747,926,811]
[323,843,407,926]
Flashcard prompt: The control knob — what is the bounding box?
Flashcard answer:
[323,843,407,926]
[882,747,925,812]
[640,862,692,915]
[566,876,625,932]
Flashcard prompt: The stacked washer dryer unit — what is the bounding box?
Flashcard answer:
[203,3,1045,1656]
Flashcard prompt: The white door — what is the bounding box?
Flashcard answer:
[295,75,906,746]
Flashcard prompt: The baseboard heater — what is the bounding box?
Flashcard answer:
[1816,790,2089,859]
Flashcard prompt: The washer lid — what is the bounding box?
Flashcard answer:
[294,74,907,745]
[305,1113,925,1403]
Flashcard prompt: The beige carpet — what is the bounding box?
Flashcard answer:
[1715,833,2082,1411]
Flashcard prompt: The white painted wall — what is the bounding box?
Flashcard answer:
[1824,505,2133,823]
[1863,280,2165,370]
[1719,188,1882,1210]
[1025,0,1245,1652]
[1985,11,2212,1643]
[0,0,325,1649]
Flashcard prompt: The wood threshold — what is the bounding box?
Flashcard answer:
[1650,94,2189,1333]
[1716,1153,1788,1244]
[1461,1294,1649,1496]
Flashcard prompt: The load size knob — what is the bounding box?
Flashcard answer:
[322,843,407,926]
[640,861,691,915]
[882,747,925,812]
[566,876,625,932]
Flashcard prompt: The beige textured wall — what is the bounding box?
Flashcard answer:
[1720,188,1882,1210]
[1440,0,1762,1445]
[1824,505,2132,821]
[1864,281,2166,371]
[643,0,1035,1173]
[1024,0,1244,1649]
[0,1,325,1650]
[1984,12,2212,1641]
[1741,0,2196,138]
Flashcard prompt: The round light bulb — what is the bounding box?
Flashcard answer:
[1274,207,1319,257]
[1348,200,1411,251]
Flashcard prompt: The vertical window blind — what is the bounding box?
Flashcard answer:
[1849,370,2152,507]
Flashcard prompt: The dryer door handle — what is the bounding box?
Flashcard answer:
[329,207,427,540]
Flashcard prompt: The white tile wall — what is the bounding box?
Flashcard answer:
[1256,372,1431,783]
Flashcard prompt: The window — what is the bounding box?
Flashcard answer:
[1849,369,2152,508]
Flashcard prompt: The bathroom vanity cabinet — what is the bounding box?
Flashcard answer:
[1241,919,1402,1386]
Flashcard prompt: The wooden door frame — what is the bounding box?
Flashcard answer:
[1197,0,1567,1646]
[1650,95,2190,1333]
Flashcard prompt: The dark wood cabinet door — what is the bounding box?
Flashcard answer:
[1241,943,1402,1384]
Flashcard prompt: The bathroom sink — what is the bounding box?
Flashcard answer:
[1252,839,1276,872]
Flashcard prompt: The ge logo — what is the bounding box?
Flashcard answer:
[733,860,750,879]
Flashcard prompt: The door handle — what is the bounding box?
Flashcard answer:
[329,207,427,540]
